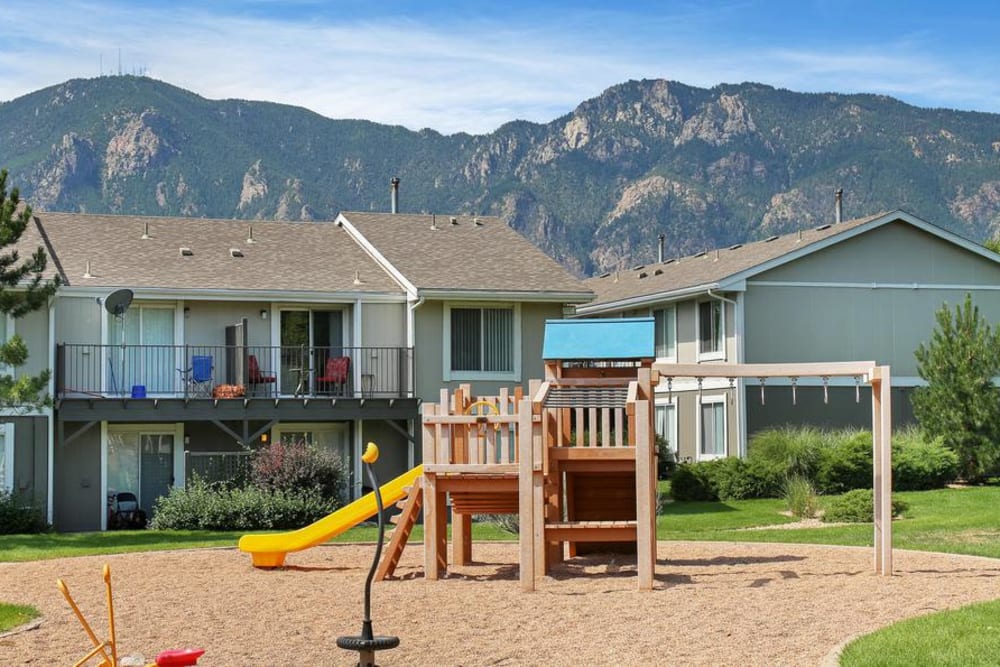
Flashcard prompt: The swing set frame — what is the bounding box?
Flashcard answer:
[653,360,893,576]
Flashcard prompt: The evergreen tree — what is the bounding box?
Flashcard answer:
[912,294,1000,482]
[0,169,60,411]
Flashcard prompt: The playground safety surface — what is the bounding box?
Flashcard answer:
[2,540,999,666]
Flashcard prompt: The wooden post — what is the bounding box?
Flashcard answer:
[634,394,655,590]
[872,366,893,575]
[422,404,444,580]
[453,512,472,566]
[518,397,536,591]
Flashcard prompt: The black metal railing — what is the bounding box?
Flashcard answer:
[56,344,414,400]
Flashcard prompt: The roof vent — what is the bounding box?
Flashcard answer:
[83,259,93,278]
[180,247,193,257]
[430,214,438,231]
[694,251,707,258]
[728,243,742,250]
[632,264,645,271]
[816,223,832,231]
[765,235,779,242]
[474,217,483,226]
[353,270,363,286]
[450,216,459,225]
[230,248,244,258]
[638,271,648,279]
[247,224,256,244]
[141,221,151,240]
[598,272,611,279]
[662,258,676,265]
[653,268,663,276]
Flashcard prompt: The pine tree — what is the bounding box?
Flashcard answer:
[912,294,1000,482]
[0,169,60,410]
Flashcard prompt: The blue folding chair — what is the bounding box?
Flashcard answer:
[182,355,214,398]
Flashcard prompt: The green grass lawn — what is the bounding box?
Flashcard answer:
[659,485,1000,559]
[839,598,1000,667]
[0,602,39,633]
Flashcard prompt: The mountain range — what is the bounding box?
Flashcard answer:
[2,75,999,276]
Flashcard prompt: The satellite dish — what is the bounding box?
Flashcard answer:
[104,289,134,317]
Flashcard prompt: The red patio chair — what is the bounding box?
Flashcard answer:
[316,356,351,395]
[247,355,276,395]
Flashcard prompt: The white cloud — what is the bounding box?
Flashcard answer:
[0,2,998,134]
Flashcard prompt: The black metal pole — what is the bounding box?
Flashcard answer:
[337,443,400,667]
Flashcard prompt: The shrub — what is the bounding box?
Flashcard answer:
[748,426,826,479]
[822,489,909,523]
[714,457,784,500]
[149,476,341,531]
[656,435,677,479]
[784,475,819,518]
[0,489,48,534]
[816,429,872,495]
[669,460,723,501]
[892,427,959,491]
[250,439,347,500]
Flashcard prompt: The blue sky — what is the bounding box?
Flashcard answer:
[0,1,998,134]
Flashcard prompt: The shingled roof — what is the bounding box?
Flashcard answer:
[578,210,972,313]
[28,212,403,294]
[337,212,593,301]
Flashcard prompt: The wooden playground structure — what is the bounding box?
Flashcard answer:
[373,319,893,591]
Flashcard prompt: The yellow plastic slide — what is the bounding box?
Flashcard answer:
[238,464,423,568]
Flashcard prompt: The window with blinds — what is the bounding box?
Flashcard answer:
[450,307,514,373]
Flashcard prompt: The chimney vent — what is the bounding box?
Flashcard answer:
[247,224,256,244]
[835,188,843,224]
[83,259,92,278]
[430,214,438,230]
[141,221,150,239]
[390,177,400,214]
[657,233,665,263]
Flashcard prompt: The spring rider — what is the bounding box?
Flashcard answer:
[336,442,400,667]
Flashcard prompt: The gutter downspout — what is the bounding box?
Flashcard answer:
[706,289,744,458]
[405,295,424,471]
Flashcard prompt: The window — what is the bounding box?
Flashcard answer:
[699,398,726,459]
[697,300,724,359]
[108,305,175,393]
[107,427,177,520]
[655,402,676,456]
[653,306,676,359]
[445,304,520,379]
[0,423,12,491]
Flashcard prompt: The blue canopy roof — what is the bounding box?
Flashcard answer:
[542,318,655,360]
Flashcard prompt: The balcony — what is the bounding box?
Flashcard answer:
[56,344,414,401]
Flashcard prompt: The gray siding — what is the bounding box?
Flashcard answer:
[746,223,1000,376]
[414,300,563,401]
[55,296,102,345]
[361,303,406,348]
[54,423,101,531]
[360,419,411,483]
[744,386,916,442]
[184,301,273,347]
[16,308,50,379]
[11,416,48,510]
